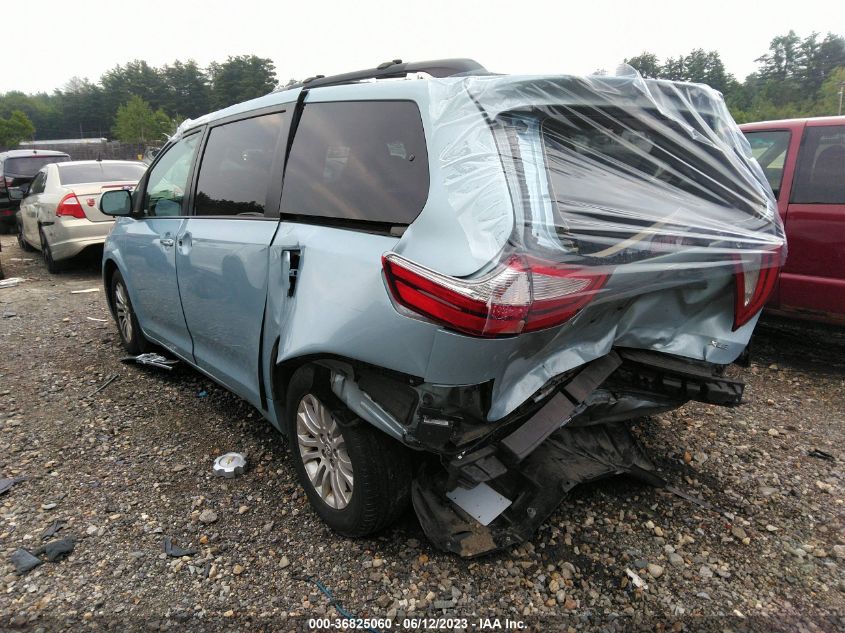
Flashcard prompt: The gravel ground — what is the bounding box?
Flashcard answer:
[1,234,843,632]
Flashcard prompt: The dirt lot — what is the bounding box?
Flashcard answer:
[1,234,843,632]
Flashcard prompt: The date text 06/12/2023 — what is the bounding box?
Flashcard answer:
[307,617,527,630]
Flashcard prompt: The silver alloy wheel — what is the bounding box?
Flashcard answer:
[114,281,134,343]
[296,393,354,509]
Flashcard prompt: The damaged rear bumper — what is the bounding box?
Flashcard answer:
[412,422,663,557]
[407,349,744,557]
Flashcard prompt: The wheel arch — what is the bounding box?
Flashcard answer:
[102,258,120,319]
[272,353,423,443]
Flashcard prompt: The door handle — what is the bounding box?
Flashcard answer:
[284,248,301,297]
[160,238,175,247]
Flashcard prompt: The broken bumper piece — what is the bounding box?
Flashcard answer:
[411,349,742,557]
[412,421,663,557]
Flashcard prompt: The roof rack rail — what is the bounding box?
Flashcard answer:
[284,58,487,91]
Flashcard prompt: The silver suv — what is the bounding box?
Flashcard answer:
[99,59,785,556]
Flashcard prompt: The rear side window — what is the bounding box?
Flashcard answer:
[280,101,429,225]
[744,130,790,199]
[58,163,146,186]
[791,125,845,204]
[5,155,70,177]
[28,170,47,195]
[194,112,287,216]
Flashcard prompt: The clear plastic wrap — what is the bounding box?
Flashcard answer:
[392,67,786,339]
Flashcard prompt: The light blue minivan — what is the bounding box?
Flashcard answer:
[100,59,785,556]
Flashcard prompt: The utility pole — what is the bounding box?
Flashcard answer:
[839,82,845,116]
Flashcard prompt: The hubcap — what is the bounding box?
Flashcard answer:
[114,282,134,343]
[296,394,353,509]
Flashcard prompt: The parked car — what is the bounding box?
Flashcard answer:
[740,116,845,324]
[14,160,146,272]
[0,149,71,232]
[100,60,785,556]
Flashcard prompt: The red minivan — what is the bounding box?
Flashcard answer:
[741,117,845,325]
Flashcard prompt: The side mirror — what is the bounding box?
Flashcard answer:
[100,189,133,216]
[8,187,25,201]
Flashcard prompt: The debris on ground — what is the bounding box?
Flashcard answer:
[162,536,197,557]
[10,549,42,574]
[0,476,27,496]
[625,567,648,590]
[213,452,247,478]
[663,484,719,512]
[807,448,835,462]
[69,287,99,294]
[41,519,67,540]
[83,373,119,398]
[295,575,379,632]
[38,538,75,562]
[0,277,24,289]
[121,353,179,371]
[86,316,108,322]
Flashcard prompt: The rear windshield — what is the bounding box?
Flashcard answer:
[58,163,146,186]
[4,155,70,177]
[494,105,772,261]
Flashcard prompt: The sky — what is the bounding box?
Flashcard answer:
[5,0,844,95]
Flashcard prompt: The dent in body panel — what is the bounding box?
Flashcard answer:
[424,273,752,421]
[271,223,437,379]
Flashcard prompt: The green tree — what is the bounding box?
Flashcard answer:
[58,77,108,138]
[798,33,845,94]
[161,59,211,118]
[113,96,173,143]
[624,52,661,78]
[209,55,277,109]
[101,60,168,130]
[0,110,36,148]
[756,31,803,81]
[681,49,736,94]
[811,66,845,116]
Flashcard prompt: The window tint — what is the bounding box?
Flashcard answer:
[791,125,845,204]
[143,134,200,217]
[5,155,70,177]
[744,130,790,199]
[28,171,47,195]
[280,101,429,225]
[194,112,286,216]
[58,162,146,186]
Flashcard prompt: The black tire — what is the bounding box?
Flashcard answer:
[285,365,411,537]
[39,228,63,274]
[17,223,35,252]
[109,270,149,355]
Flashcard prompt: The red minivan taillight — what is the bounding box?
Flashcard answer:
[382,252,609,337]
[56,193,86,219]
[732,249,781,330]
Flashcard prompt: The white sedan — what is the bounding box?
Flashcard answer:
[16,160,146,272]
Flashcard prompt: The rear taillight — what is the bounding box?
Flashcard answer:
[732,249,781,330]
[382,252,609,337]
[1,177,12,191]
[56,193,86,219]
